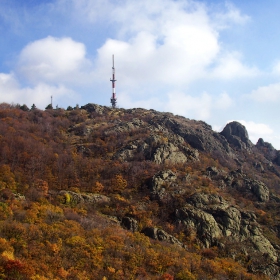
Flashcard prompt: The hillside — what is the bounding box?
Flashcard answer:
[0,102,280,279]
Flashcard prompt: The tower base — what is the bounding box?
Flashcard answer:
[111,98,117,108]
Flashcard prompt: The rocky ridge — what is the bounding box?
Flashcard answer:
[74,104,280,278]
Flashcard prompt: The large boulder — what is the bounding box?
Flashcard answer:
[220,121,252,150]
[105,118,145,135]
[159,116,232,154]
[186,193,242,237]
[141,227,185,248]
[145,134,199,164]
[149,170,177,199]
[176,205,222,247]
[248,180,270,202]
[59,191,110,205]
[256,138,275,151]
[113,133,199,164]
[224,170,270,202]
[175,193,277,261]
[152,142,188,164]
[256,138,278,165]
[81,103,107,114]
[121,217,138,232]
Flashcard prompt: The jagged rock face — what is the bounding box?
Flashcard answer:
[255,138,280,172]
[176,205,222,248]
[105,118,145,134]
[81,103,108,114]
[59,191,110,205]
[257,138,275,151]
[220,169,270,202]
[152,143,188,164]
[274,151,280,166]
[149,170,177,200]
[156,116,233,155]
[141,227,185,248]
[113,133,199,164]
[175,193,277,262]
[78,105,280,173]
[248,179,270,202]
[225,170,270,202]
[256,138,279,165]
[220,121,252,150]
[145,134,199,164]
[121,217,138,232]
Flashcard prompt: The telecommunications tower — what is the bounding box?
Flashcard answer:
[110,54,117,108]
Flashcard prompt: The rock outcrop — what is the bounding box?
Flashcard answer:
[256,138,275,151]
[121,217,138,232]
[256,138,279,165]
[220,121,252,150]
[105,118,145,135]
[65,104,280,277]
[113,132,199,164]
[59,191,110,205]
[175,193,277,262]
[141,227,185,248]
[248,179,270,202]
[224,170,270,202]
[81,103,107,114]
[154,116,233,155]
[149,170,177,200]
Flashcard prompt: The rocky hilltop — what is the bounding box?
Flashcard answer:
[79,103,279,168]
[0,102,280,279]
[78,104,280,278]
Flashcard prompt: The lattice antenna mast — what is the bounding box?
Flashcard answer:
[110,54,117,108]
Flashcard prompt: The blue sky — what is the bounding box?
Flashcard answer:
[1,0,280,149]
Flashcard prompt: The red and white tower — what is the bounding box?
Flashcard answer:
[110,54,117,108]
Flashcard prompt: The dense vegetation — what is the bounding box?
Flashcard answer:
[0,103,279,279]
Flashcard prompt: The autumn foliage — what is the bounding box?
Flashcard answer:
[0,104,274,279]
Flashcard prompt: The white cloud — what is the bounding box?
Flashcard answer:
[0,73,22,104]
[95,1,218,87]
[215,92,233,109]
[117,90,164,110]
[163,91,233,120]
[238,120,273,136]
[165,91,212,119]
[118,90,233,122]
[237,120,273,145]
[272,61,280,76]
[209,51,259,79]
[0,72,76,108]
[213,1,251,29]
[0,0,258,113]
[17,36,92,84]
[92,0,257,96]
[55,0,112,23]
[248,83,280,102]
[224,2,250,24]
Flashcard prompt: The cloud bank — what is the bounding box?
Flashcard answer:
[95,0,257,89]
[249,83,280,103]
[18,36,92,85]
[0,0,256,111]
[238,120,274,145]
[1,0,280,149]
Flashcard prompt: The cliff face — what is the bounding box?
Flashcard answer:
[1,103,280,279]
